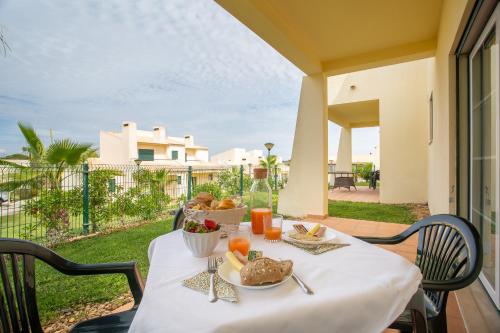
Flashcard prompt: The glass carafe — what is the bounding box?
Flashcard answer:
[249,168,272,234]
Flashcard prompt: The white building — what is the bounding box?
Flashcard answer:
[211,148,283,167]
[94,121,210,166]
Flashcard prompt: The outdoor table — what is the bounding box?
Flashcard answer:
[129,221,422,333]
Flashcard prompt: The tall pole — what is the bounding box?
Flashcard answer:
[264,142,274,184]
[82,163,89,235]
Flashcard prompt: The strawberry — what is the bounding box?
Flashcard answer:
[204,219,217,230]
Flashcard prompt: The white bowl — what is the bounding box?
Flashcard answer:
[182,229,221,257]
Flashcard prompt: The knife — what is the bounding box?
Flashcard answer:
[291,272,314,295]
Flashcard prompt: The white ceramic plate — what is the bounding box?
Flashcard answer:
[217,261,292,290]
[283,228,337,245]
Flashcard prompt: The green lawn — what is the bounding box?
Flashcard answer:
[354,181,381,188]
[36,219,172,323]
[328,200,415,224]
[0,213,83,242]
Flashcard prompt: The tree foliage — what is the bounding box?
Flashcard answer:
[0,122,95,191]
[357,162,374,182]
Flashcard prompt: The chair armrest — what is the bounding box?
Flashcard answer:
[60,261,144,306]
[355,235,406,245]
[356,223,420,245]
[422,276,476,292]
[0,238,145,306]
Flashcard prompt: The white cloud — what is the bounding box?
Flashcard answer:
[0,0,304,158]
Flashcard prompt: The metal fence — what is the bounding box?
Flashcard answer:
[0,163,287,245]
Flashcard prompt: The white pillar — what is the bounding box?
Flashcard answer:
[335,127,352,171]
[278,74,328,218]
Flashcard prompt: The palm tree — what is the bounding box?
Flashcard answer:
[260,154,278,169]
[0,122,96,191]
[134,169,175,194]
[0,25,10,57]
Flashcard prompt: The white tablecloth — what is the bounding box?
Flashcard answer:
[129,221,422,333]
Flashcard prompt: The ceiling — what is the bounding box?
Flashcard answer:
[216,0,443,75]
[328,100,379,128]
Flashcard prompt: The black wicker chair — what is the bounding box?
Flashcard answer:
[172,208,185,231]
[0,238,144,333]
[356,214,482,333]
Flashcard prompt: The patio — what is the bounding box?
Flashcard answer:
[329,186,380,203]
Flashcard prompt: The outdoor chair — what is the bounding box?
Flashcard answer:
[173,208,185,231]
[356,214,482,333]
[332,172,357,191]
[0,238,144,333]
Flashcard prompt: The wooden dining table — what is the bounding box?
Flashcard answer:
[128,221,423,333]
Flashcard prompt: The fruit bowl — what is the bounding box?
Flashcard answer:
[182,229,221,257]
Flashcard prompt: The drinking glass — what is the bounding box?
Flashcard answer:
[228,225,251,256]
[263,214,283,242]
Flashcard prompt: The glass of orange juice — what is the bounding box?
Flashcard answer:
[263,214,283,242]
[250,207,272,234]
[228,225,251,256]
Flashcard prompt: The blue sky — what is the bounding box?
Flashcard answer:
[0,0,377,160]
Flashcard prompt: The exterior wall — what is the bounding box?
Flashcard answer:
[211,148,247,165]
[193,149,209,162]
[166,145,185,161]
[211,148,278,166]
[335,127,353,172]
[137,143,168,161]
[278,73,328,217]
[99,131,128,164]
[329,59,431,203]
[122,122,138,162]
[428,0,469,214]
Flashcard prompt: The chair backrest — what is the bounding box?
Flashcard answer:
[172,208,185,231]
[407,215,482,315]
[0,238,75,333]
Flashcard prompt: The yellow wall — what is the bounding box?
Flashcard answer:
[335,127,352,172]
[428,0,469,214]
[278,73,328,217]
[329,59,431,203]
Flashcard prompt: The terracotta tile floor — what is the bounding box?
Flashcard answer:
[329,186,380,203]
[306,216,467,333]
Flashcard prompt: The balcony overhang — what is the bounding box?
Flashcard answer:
[216,0,442,76]
[328,100,379,128]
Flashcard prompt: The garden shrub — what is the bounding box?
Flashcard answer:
[88,169,122,232]
[358,163,374,182]
[24,188,82,244]
[193,182,222,199]
[217,168,251,197]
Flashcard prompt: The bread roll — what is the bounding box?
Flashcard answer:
[195,192,214,205]
[217,199,235,210]
[240,258,293,286]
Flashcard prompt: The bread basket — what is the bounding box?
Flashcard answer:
[183,206,247,225]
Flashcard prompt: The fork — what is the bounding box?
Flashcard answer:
[208,256,218,303]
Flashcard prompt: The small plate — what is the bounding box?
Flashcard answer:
[283,228,337,245]
[217,261,292,290]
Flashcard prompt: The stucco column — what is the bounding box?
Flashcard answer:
[278,74,328,218]
[335,126,352,171]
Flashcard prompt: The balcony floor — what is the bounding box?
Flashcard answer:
[329,186,380,203]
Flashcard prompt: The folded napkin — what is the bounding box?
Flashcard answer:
[182,257,238,302]
[283,239,350,255]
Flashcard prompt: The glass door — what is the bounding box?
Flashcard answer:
[469,4,499,309]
